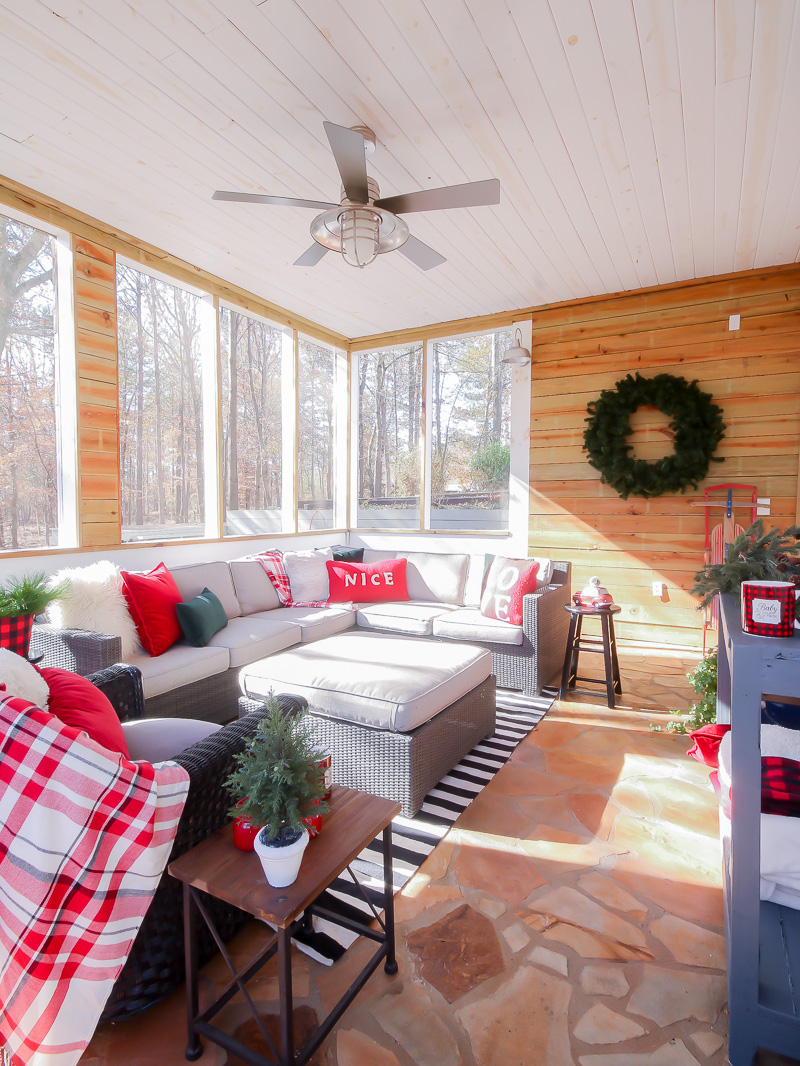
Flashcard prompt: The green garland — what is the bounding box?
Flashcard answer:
[583,372,726,499]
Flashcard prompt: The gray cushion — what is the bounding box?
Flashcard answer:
[206,615,301,668]
[126,644,230,699]
[169,560,242,619]
[356,600,457,637]
[239,630,492,733]
[122,718,222,762]
[432,606,524,645]
[264,605,356,642]
[230,557,281,615]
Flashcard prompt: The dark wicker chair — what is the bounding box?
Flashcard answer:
[87,663,302,1022]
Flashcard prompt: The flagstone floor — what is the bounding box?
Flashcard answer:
[81,646,799,1066]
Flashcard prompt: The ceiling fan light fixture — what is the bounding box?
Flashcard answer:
[340,206,380,268]
[501,327,531,365]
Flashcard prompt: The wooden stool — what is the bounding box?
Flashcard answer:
[559,604,622,708]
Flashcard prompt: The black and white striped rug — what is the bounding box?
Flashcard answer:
[297,686,557,963]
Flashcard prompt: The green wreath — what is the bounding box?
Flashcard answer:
[583,372,726,499]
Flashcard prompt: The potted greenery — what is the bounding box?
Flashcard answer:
[691,520,800,614]
[0,571,65,658]
[225,695,329,888]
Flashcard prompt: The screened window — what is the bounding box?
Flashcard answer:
[0,214,59,550]
[297,337,335,531]
[117,263,209,542]
[357,345,423,529]
[220,306,289,536]
[430,328,511,530]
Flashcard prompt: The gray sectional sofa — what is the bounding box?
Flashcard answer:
[32,550,571,723]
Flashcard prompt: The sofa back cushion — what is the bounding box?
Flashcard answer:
[361,550,469,604]
[169,560,242,619]
[229,558,281,615]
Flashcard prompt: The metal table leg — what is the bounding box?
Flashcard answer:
[383,823,398,976]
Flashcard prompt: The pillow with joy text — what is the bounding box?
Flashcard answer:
[326,559,409,604]
[480,557,539,626]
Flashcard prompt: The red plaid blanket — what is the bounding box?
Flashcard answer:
[254,550,330,608]
[762,756,800,816]
[0,695,189,1066]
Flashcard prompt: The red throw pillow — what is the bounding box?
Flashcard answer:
[687,724,731,767]
[481,557,539,625]
[326,559,409,604]
[39,667,130,757]
[121,562,182,656]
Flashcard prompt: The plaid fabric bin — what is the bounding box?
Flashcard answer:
[0,613,35,658]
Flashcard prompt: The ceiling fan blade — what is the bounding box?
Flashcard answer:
[398,235,447,271]
[323,121,369,203]
[293,243,329,267]
[375,178,501,215]
[213,190,336,210]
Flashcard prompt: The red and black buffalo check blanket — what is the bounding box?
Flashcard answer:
[0,694,189,1066]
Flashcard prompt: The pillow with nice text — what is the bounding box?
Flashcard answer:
[326,559,409,604]
[480,557,539,626]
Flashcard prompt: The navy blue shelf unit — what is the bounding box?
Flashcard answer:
[717,593,800,1065]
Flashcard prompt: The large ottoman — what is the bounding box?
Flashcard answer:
[238,630,496,816]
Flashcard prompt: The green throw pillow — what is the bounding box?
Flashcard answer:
[176,587,228,647]
[331,545,365,562]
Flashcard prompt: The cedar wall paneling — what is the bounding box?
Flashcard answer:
[74,237,121,548]
[529,266,800,648]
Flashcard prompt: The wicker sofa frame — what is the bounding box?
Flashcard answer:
[85,663,303,1021]
[239,673,496,818]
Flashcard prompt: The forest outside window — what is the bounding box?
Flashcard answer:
[355,328,512,532]
[297,336,336,531]
[356,344,423,529]
[0,211,73,552]
[117,262,213,543]
[220,305,291,537]
[429,328,511,531]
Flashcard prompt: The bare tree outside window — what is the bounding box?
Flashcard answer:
[117,263,206,541]
[220,306,285,536]
[357,345,423,529]
[0,215,57,550]
[297,337,334,531]
[430,328,511,530]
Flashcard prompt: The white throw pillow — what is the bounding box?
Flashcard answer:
[46,559,141,658]
[0,648,49,709]
[529,557,554,585]
[283,548,334,603]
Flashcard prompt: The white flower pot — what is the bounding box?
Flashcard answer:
[254,826,310,888]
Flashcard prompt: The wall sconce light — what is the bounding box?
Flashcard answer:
[501,327,531,365]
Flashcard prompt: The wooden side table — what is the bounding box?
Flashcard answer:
[559,604,623,708]
[169,785,401,1066]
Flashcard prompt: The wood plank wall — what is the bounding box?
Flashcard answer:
[74,236,120,548]
[528,266,800,648]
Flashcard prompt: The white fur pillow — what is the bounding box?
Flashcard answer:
[0,649,49,709]
[283,547,333,602]
[46,560,141,658]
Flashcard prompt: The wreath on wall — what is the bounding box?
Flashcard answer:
[582,372,726,499]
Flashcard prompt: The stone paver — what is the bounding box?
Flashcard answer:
[573,1003,646,1044]
[81,649,740,1066]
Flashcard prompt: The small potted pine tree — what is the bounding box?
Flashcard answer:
[0,571,66,658]
[226,696,329,888]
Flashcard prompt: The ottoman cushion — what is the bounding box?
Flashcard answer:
[239,630,492,734]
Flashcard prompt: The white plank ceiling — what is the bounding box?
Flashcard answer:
[0,0,798,339]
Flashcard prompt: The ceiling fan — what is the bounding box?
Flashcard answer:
[213,121,501,270]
